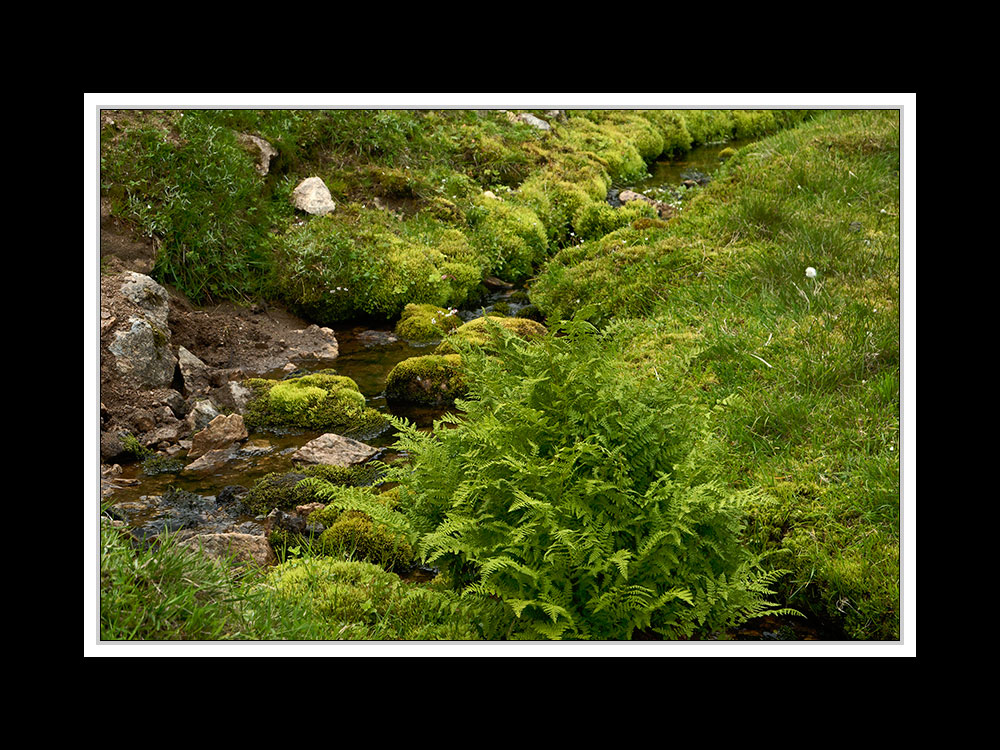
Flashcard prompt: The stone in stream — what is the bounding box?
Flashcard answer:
[291,432,377,468]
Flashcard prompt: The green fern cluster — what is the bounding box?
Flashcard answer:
[389,317,795,639]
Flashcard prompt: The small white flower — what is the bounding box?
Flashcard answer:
[880,208,888,214]
[805,267,817,279]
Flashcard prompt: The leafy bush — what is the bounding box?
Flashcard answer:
[389,318,795,640]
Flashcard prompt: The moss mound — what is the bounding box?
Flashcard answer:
[384,354,466,406]
[243,370,388,438]
[435,315,548,354]
[265,558,480,640]
[394,303,463,342]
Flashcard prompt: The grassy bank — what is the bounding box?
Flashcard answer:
[98,106,902,642]
[531,109,901,639]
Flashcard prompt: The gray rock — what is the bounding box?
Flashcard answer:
[119,272,170,330]
[177,346,213,394]
[185,399,221,432]
[183,446,238,473]
[238,133,278,176]
[179,532,276,567]
[108,317,177,388]
[518,113,551,131]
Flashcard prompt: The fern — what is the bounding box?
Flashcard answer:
[388,316,797,639]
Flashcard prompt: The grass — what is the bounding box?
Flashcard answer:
[531,110,902,639]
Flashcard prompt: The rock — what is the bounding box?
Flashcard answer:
[211,380,253,413]
[119,272,170,330]
[177,346,213,395]
[287,324,339,361]
[618,189,677,220]
[291,177,336,216]
[237,133,278,176]
[179,532,277,567]
[100,431,126,461]
[483,276,514,290]
[185,399,220,432]
[295,502,325,518]
[108,316,177,388]
[518,113,551,131]
[189,413,248,459]
[356,329,399,347]
[183,446,237,473]
[291,433,377,468]
[140,419,185,448]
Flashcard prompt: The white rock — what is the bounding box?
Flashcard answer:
[291,177,336,216]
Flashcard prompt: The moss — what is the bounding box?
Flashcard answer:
[394,302,463,342]
[385,353,466,406]
[265,558,481,639]
[243,370,388,438]
[318,511,415,570]
[465,193,548,283]
[555,116,647,183]
[435,315,548,354]
[573,199,657,241]
[245,464,381,516]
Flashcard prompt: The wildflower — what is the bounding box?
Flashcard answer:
[805,267,817,278]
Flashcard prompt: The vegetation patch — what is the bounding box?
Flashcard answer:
[388,319,797,640]
[394,302,463,342]
[243,370,388,438]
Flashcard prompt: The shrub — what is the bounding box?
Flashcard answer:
[389,318,796,640]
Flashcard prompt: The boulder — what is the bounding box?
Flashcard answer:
[291,177,336,216]
[291,433,377,468]
[108,316,177,388]
[237,133,278,176]
[183,446,237,473]
[189,413,248,459]
[518,112,551,131]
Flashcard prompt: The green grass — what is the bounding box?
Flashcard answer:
[531,109,901,639]
[99,517,328,640]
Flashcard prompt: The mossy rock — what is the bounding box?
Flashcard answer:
[244,464,382,516]
[394,303,463,343]
[243,370,388,438]
[318,511,415,571]
[384,354,466,406]
[435,315,548,354]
